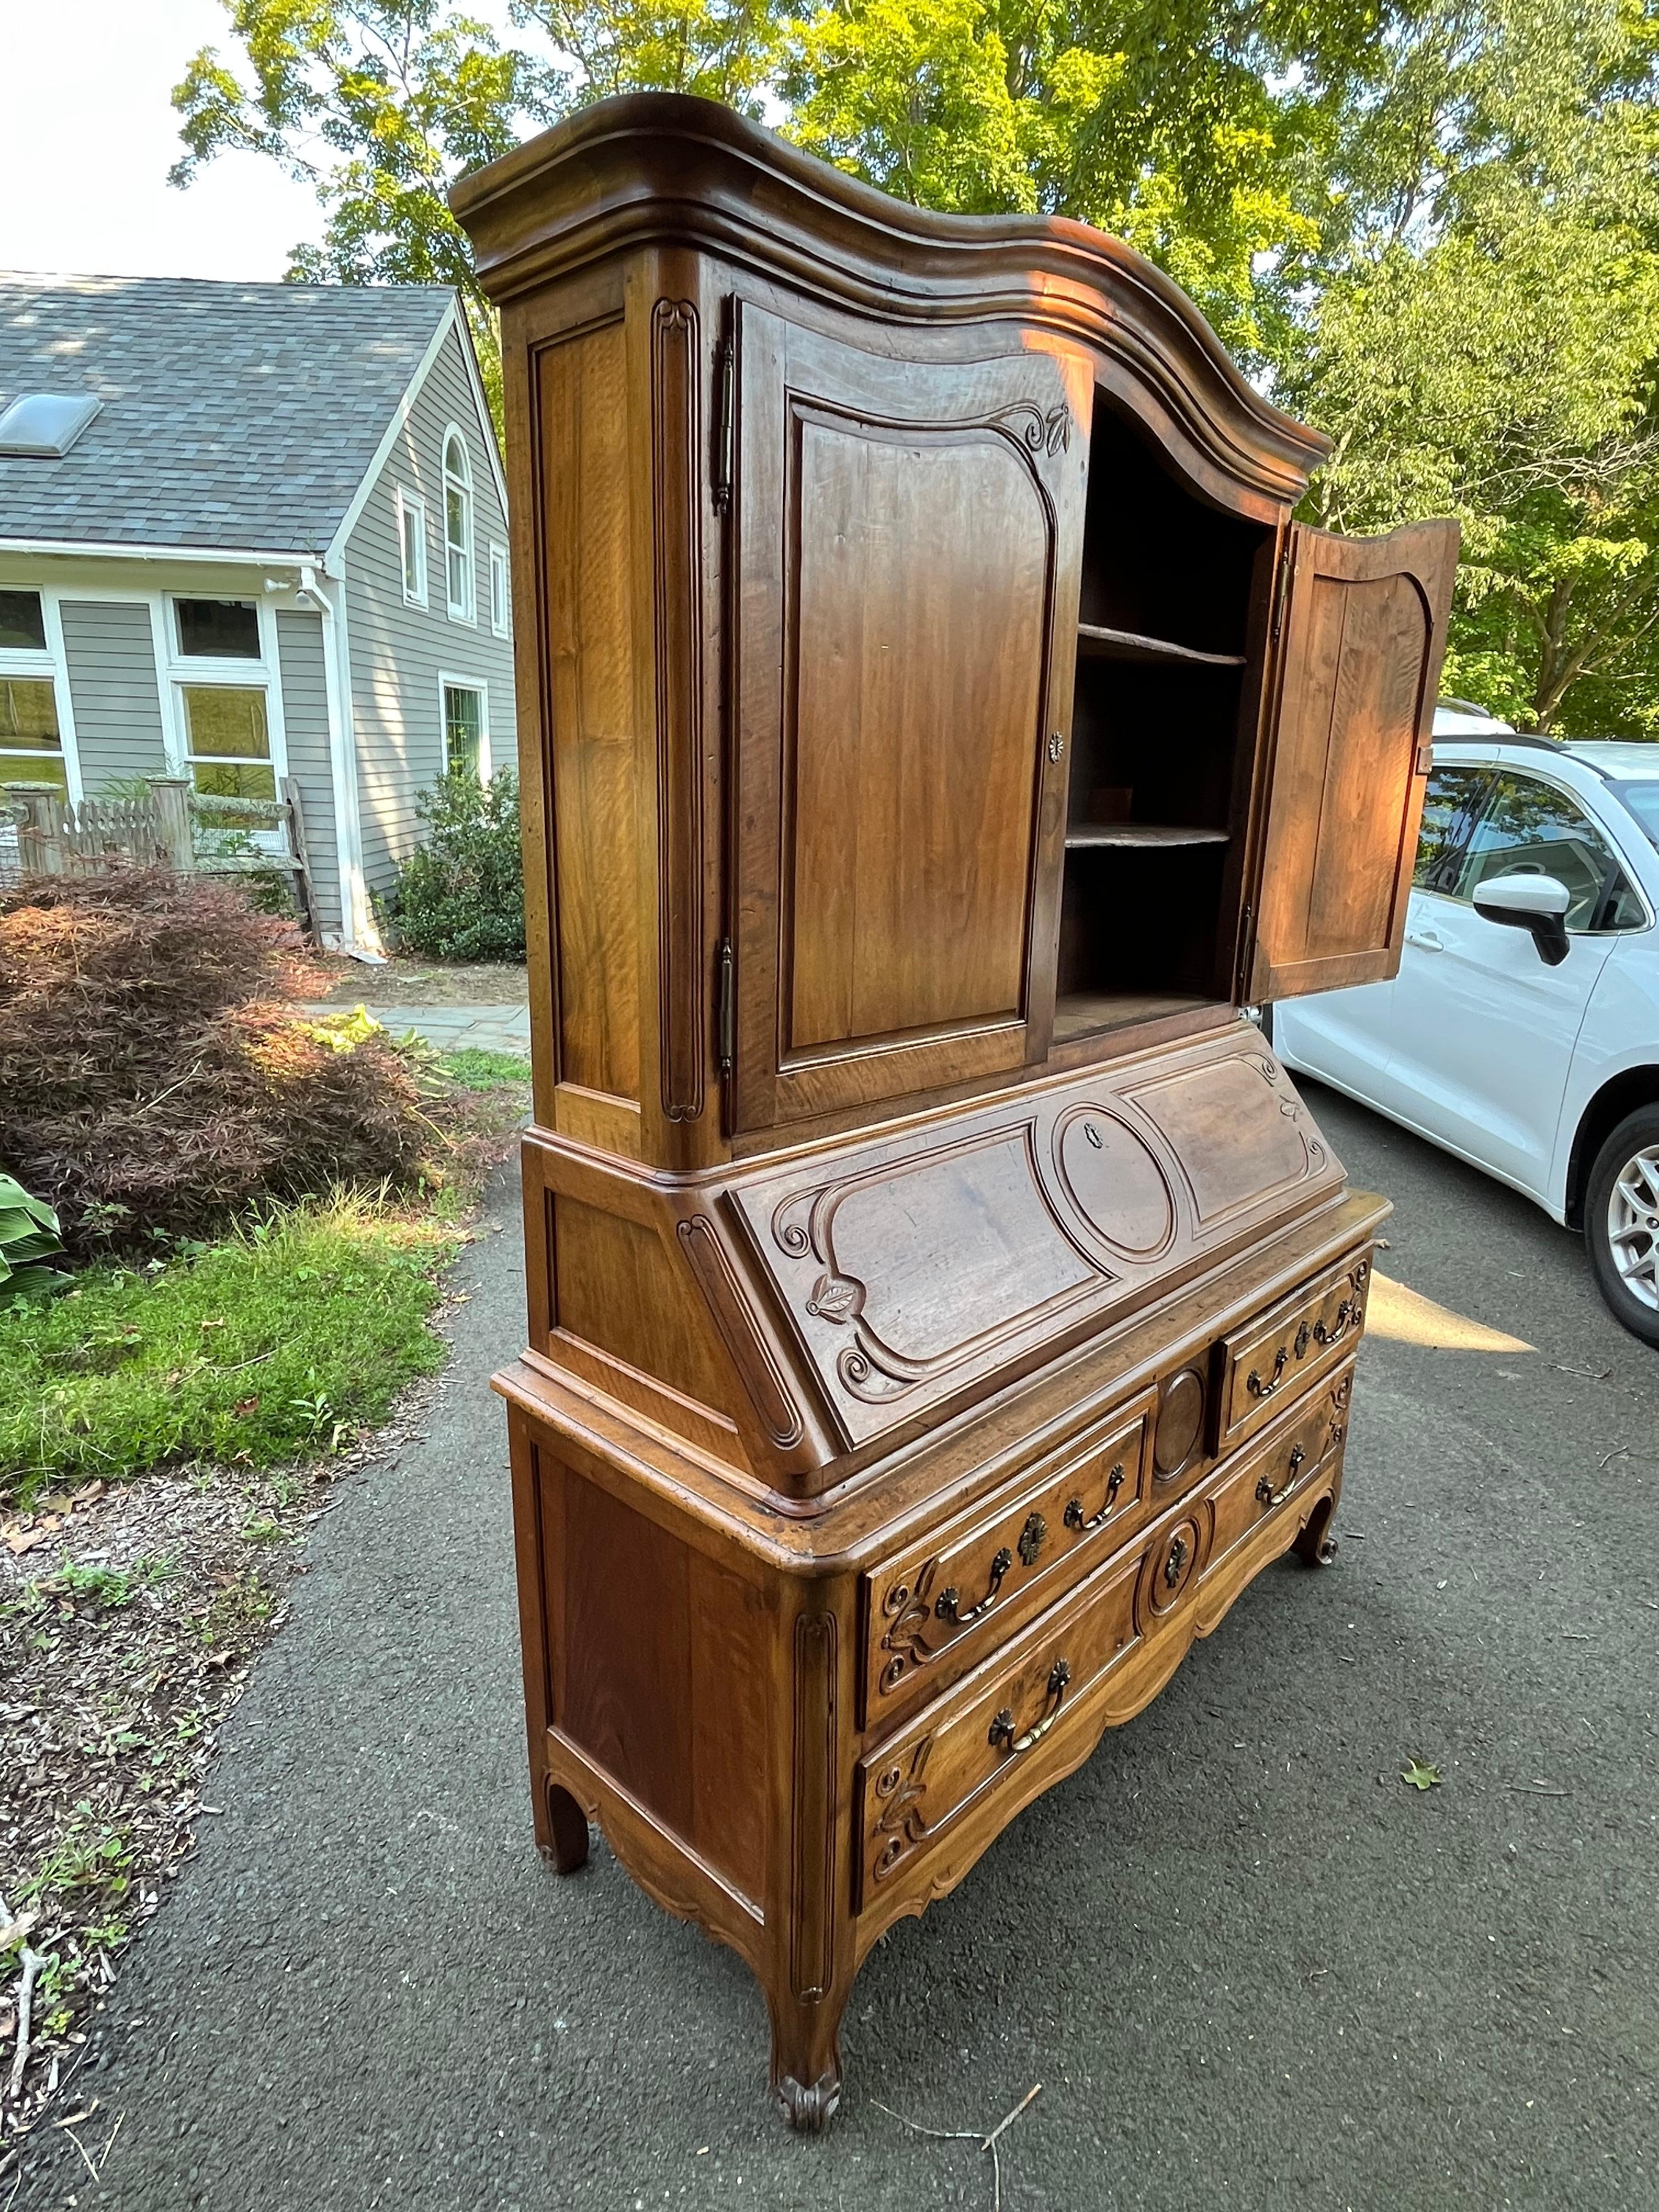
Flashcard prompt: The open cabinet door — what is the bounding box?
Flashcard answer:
[1247,518,1459,1003]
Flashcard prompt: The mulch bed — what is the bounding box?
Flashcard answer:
[0,1372,441,2185]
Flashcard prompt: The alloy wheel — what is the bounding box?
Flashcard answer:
[1607,1143,1659,1313]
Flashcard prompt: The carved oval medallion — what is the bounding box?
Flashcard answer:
[1153,1367,1205,1480]
[1052,1108,1177,1261]
[1148,1513,1203,1615]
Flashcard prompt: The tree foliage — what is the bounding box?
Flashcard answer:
[172,0,1659,731]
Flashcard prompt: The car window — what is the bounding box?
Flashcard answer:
[1604,872,1647,930]
[1609,780,1659,854]
[1413,766,1491,893]
[1452,772,1620,930]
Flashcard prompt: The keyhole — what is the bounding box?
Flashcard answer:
[1085,1122,1103,1150]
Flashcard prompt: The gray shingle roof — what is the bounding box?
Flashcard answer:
[0,274,456,555]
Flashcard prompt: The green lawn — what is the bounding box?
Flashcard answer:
[434,1047,533,1090]
[0,1195,458,1508]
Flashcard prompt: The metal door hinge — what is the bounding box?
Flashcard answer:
[716,937,735,1075]
[1269,538,1294,644]
[1236,899,1254,996]
[712,331,735,514]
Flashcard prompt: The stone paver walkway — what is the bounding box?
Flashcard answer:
[303,1001,531,1057]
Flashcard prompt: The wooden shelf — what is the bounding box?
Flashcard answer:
[1053,990,1216,1043]
[1065,824,1231,850]
[1076,623,1246,668]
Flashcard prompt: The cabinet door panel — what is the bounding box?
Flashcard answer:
[733,305,1087,1130]
[1249,518,1458,1003]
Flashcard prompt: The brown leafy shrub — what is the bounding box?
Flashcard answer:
[0,870,438,1257]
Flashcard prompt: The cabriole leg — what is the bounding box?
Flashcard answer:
[1294,1472,1342,1568]
[540,1780,591,1874]
[768,1988,847,2132]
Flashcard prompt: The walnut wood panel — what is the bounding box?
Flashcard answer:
[862,1388,1154,1719]
[650,295,706,1122]
[789,1613,838,1999]
[537,318,642,1105]
[1216,1250,1370,1448]
[557,1463,769,1906]
[552,1196,734,1416]
[732,304,1086,1129]
[1250,518,1459,1002]
[727,1029,1342,1452]
[1125,1047,1324,1229]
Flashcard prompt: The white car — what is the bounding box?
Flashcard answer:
[1271,713,1659,1346]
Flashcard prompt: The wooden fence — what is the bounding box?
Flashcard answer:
[0,775,319,939]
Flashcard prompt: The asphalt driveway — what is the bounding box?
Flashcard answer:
[19,1082,1658,2211]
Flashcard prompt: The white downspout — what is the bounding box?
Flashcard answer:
[302,560,380,957]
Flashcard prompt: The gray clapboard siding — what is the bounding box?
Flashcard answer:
[59,599,167,788]
[274,607,342,935]
[343,319,516,892]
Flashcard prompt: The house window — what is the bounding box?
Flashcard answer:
[0,589,48,653]
[181,685,275,799]
[0,590,75,796]
[174,597,261,659]
[166,595,283,804]
[489,543,511,637]
[443,430,475,621]
[442,679,487,779]
[0,676,67,792]
[398,488,428,607]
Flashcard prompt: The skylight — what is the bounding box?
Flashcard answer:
[0,393,102,457]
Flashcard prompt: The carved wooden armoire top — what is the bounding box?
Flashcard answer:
[454,92,1457,1203]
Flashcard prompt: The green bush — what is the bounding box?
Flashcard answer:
[0,869,437,1260]
[386,769,526,962]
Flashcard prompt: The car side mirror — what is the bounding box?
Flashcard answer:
[1472,872,1571,966]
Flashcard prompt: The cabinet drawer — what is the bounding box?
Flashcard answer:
[855,1365,1354,1912]
[862,1389,1155,1719]
[857,1540,1145,1908]
[1216,1249,1370,1447]
[1207,1361,1351,1568]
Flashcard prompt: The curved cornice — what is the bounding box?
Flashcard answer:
[452,93,1327,509]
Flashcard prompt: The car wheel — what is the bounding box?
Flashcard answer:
[1585,1106,1659,1349]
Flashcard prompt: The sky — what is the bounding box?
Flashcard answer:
[1,0,329,281]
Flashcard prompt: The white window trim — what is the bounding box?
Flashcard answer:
[161,592,289,799]
[396,487,428,608]
[0,585,83,805]
[442,424,476,625]
[488,540,511,639]
[438,671,490,781]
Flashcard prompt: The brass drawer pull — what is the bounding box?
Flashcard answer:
[1246,1346,1290,1400]
[1255,1442,1306,1511]
[1064,1463,1125,1534]
[988,1659,1071,1756]
[1313,1297,1361,1350]
[1163,1531,1189,1586]
[935,1545,1013,1626]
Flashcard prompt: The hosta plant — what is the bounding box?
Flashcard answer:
[0,1170,71,1303]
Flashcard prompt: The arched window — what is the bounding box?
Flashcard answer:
[443,429,474,620]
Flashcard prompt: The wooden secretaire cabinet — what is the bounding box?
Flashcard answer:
[453,95,1457,2130]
